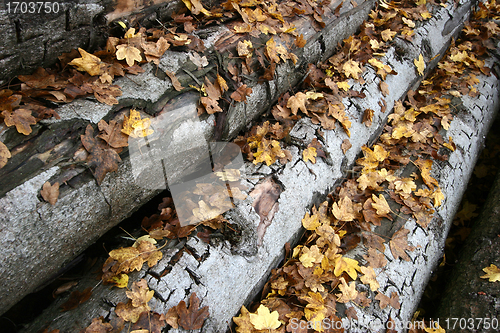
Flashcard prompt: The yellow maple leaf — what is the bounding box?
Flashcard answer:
[414,54,425,75]
[305,91,324,100]
[343,59,362,79]
[421,11,432,19]
[394,178,417,194]
[431,187,444,207]
[249,304,281,330]
[300,245,324,268]
[266,37,281,63]
[116,44,142,67]
[217,73,229,93]
[121,109,154,138]
[233,306,255,333]
[69,48,103,76]
[481,264,500,282]
[337,81,350,91]
[124,28,141,39]
[334,255,361,280]
[303,147,317,163]
[302,211,321,231]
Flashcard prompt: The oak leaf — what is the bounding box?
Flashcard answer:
[177,292,210,330]
[302,211,321,231]
[131,311,166,333]
[249,304,281,330]
[116,279,153,323]
[363,248,387,268]
[142,37,169,64]
[381,29,396,41]
[91,81,122,105]
[481,264,500,282]
[300,245,324,268]
[41,181,59,205]
[287,92,308,115]
[2,109,37,135]
[237,40,253,58]
[331,196,356,222]
[266,38,281,63]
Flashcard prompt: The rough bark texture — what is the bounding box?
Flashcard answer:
[0,0,376,316]
[14,1,500,332]
[435,165,500,332]
[0,0,186,83]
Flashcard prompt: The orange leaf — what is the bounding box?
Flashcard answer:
[231,84,252,102]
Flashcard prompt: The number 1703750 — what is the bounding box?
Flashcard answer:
[5,2,60,14]
[444,318,498,330]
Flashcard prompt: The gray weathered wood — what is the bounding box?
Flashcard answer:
[0,0,376,316]
[18,1,497,332]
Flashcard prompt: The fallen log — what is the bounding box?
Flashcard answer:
[17,0,499,332]
[0,0,184,83]
[0,0,376,316]
[435,158,500,331]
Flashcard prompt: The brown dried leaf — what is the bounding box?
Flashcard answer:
[375,291,400,309]
[389,228,415,261]
[81,124,122,185]
[2,109,37,135]
[363,248,387,268]
[341,139,352,154]
[41,181,59,205]
[177,292,209,330]
[98,119,129,148]
[165,70,184,91]
[231,84,253,102]
[60,287,92,311]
